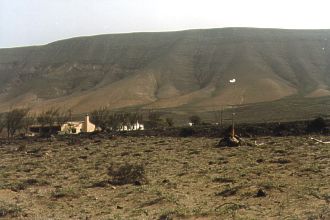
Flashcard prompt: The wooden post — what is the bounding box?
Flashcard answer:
[220,107,223,128]
[231,112,235,138]
[69,109,72,122]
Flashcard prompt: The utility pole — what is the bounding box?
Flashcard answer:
[69,109,72,122]
[229,77,237,138]
[231,112,235,138]
[220,107,223,128]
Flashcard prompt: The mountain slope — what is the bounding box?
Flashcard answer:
[1,28,330,113]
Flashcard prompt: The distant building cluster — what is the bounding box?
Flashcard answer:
[29,115,96,135]
[29,114,144,136]
[118,121,144,131]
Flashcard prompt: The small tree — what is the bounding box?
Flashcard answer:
[0,114,4,134]
[37,108,60,135]
[166,117,174,127]
[56,110,70,127]
[307,117,327,133]
[108,163,147,185]
[4,108,30,138]
[90,107,111,131]
[107,113,119,131]
[22,113,36,134]
[128,112,139,124]
[189,115,201,126]
[145,111,165,129]
[36,108,70,135]
[128,112,143,129]
[121,112,131,128]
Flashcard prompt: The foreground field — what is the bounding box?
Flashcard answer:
[0,136,329,219]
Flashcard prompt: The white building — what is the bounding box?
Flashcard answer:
[30,114,96,135]
[61,114,96,134]
[119,121,144,131]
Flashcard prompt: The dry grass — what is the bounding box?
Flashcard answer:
[0,136,329,219]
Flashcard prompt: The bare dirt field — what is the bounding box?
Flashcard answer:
[0,136,329,219]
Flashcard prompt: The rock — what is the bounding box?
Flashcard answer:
[217,136,241,147]
[256,158,264,163]
[256,189,267,197]
[134,180,142,186]
[162,179,170,184]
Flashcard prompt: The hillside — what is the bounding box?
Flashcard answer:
[1,28,330,115]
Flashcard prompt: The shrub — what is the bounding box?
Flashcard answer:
[90,107,110,131]
[0,114,4,134]
[36,108,69,135]
[166,117,174,127]
[9,178,49,191]
[189,115,201,126]
[108,163,147,185]
[144,111,166,129]
[4,108,29,138]
[0,201,21,217]
[215,186,240,197]
[274,123,290,136]
[222,125,234,137]
[51,187,80,199]
[180,127,195,137]
[307,117,327,133]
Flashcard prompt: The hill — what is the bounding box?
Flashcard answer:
[1,28,330,116]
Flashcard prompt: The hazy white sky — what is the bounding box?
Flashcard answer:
[1,0,330,48]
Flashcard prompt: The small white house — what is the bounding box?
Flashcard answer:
[61,121,83,134]
[61,114,96,134]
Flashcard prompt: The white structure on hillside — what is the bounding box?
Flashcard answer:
[119,121,144,131]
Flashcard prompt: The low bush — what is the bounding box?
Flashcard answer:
[179,127,195,137]
[9,178,49,191]
[51,187,80,199]
[307,117,327,133]
[0,201,21,217]
[108,163,147,185]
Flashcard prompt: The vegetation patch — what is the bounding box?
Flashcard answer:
[306,117,327,133]
[271,158,291,164]
[179,127,196,137]
[215,186,240,197]
[89,180,110,188]
[108,163,147,185]
[158,210,176,220]
[213,177,235,184]
[215,203,246,214]
[9,178,49,192]
[51,187,81,199]
[0,201,21,218]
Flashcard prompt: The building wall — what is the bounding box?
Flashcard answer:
[81,115,96,133]
[61,123,83,134]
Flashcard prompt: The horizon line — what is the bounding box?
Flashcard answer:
[2,26,330,49]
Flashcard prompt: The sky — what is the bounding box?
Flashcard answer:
[1,0,330,48]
